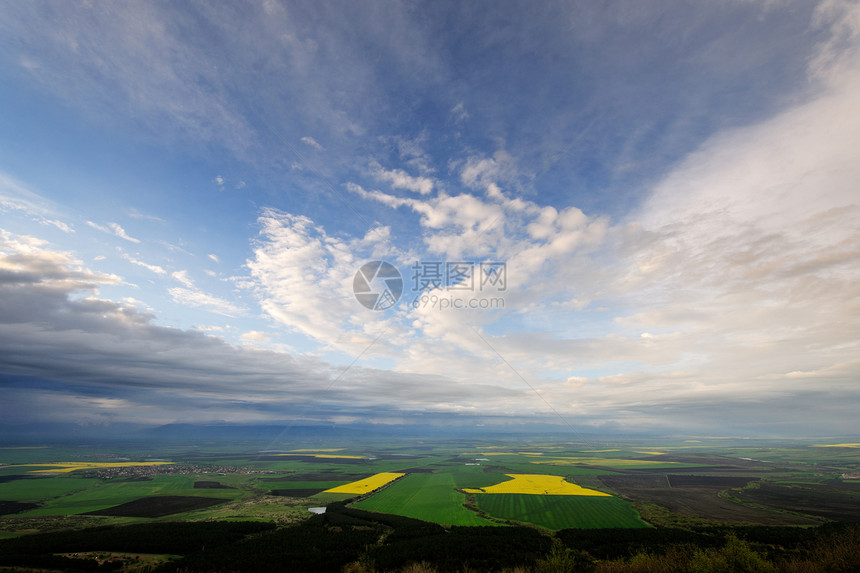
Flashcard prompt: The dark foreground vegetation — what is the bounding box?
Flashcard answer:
[0,502,859,572]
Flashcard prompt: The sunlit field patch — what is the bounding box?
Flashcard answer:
[812,443,860,448]
[322,472,404,494]
[463,474,610,496]
[14,462,173,474]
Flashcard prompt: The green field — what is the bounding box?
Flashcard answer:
[0,477,99,502]
[16,475,246,517]
[353,472,497,526]
[475,493,649,529]
[260,480,349,490]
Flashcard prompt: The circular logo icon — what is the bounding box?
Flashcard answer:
[353,261,403,311]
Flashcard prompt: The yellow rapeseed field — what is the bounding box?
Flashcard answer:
[812,443,860,448]
[16,462,173,474]
[323,472,405,494]
[463,474,611,496]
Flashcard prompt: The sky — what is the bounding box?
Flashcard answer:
[1,0,859,437]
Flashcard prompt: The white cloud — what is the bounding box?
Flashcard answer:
[245,208,385,347]
[0,171,60,218]
[451,102,469,124]
[86,220,109,233]
[125,207,164,223]
[459,150,518,190]
[207,253,220,263]
[0,228,122,290]
[108,222,140,243]
[214,175,224,187]
[300,136,324,150]
[88,221,140,243]
[122,253,166,275]
[39,218,74,233]
[168,287,246,317]
[240,330,269,342]
[369,162,434,195]
[171,269,195,288]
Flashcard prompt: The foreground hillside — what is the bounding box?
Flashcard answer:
[0,503,858,572]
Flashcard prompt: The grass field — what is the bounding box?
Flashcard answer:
[16,475,246,517]
[353,472,497,526]
[261,480,350,490]
[476,494,649,529]
[0,477,99,503]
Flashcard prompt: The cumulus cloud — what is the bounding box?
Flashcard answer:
[244,208,390,347]
[369,162,434,195]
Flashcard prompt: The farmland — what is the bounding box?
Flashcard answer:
[322,472,404,494]
[1,435,859,540]
[475,494,648,529]
[463,473,611,495]
[352,472,497,526]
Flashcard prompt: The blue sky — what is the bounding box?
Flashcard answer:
[1,0,859,436]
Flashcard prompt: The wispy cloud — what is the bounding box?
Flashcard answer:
[39,218,74,233]
[108,222,140,243]
[301,136,324,151]
[122,253,166,275]
[125,207,165,223]
[87,221,140,243]
[0,171,75,233]
[171,270,195,288]
[168,287,245,317]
